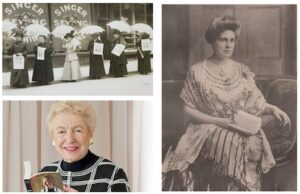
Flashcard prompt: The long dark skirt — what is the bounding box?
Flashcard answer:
[137,52,151,74]
[109,53,128,77]
[10,59,29,87]
[32,59,54,83]
[89,54,106,79]
[109,62,127,77]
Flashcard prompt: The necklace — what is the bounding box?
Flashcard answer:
[210,58,230,82]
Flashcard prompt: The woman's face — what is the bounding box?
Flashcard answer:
[113,33,120,39]
[16,36,23,42]
[51,112,92,163]
[92,34,98,40]
[212,30,236,59]
[38,36,46,44]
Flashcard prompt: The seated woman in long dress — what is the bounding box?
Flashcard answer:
[162,15,290,191]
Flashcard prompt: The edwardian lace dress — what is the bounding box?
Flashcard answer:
[62,39,82,81]
[162,60,276,191]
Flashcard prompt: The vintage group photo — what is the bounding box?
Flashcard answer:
[2,3,153,95]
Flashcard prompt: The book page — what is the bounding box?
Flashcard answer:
[30,172,64,192]
[23,161,32,180]
[234,110,261,134]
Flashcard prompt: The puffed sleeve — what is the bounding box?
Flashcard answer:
[180,66,200,109]
[72,39,81,50]
[109,168,130,192]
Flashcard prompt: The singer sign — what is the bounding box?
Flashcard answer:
[50,3,92,51]
[3,3,50,43]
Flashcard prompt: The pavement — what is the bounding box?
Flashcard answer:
[2,58,153,96]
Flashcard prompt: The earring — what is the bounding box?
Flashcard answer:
[52,141,55,146]
[89,138,93,145]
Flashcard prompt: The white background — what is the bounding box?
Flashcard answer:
[0,0,299,193]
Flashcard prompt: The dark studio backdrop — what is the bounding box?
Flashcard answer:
[162,5,296,79]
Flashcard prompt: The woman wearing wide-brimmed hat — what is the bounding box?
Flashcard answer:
[62,30,82,81]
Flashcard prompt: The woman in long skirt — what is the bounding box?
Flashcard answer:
[109,30,128,77]
[62,30,81,81]
[136,33,152,75]
[8,31,29,88]
[88,33,106,79]
[32,35,54,85]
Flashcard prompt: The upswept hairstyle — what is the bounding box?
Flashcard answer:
[205,15,241,44]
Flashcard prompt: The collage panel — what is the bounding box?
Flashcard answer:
[3,100,153,192]
[162,4,297,191]
[1,1,157,193]
[1,1,299,193]
[2,3,153,96]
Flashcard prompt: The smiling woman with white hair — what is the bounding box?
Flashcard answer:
[40,101,130,192]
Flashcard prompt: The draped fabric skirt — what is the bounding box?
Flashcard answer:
[162,124,274,191]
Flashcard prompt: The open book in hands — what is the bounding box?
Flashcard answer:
[229,110,262,135]
[24,161,64,192]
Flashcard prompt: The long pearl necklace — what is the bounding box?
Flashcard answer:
[210,58,230,82]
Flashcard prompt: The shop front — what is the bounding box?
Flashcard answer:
[3,3,153,72]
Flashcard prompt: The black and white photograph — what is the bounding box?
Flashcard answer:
[162,5,297,191]
[2,3,153,95]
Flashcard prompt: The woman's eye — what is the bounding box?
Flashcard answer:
[57,129,66,135]
[74,127,83,133]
